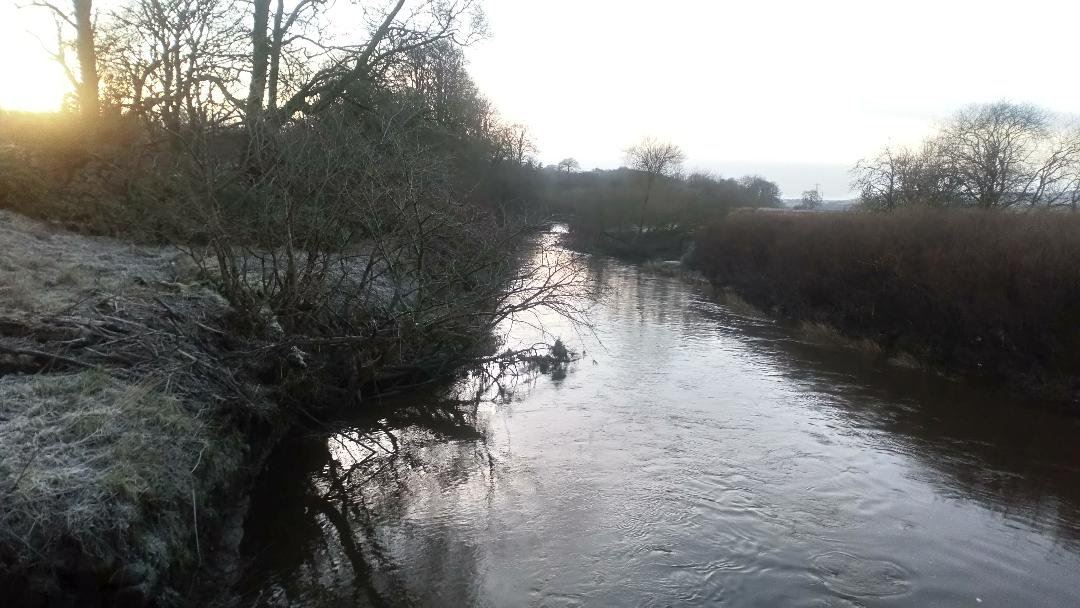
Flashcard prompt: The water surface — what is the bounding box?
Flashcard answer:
[240,241,1080,607]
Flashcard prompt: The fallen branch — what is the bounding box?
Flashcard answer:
[0,344,94,371]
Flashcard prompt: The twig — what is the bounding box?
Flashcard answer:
[191,445,206,474]
[0,344,93,370]
[4,444,44,499]
[154,296,182,320]
[194,320,226,336]
[191,486,201,565]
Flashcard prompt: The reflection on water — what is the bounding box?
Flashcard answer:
[238,243,1080,607]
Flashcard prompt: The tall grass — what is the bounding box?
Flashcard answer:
[688,209,1080,403]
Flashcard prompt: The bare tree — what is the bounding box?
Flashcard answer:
[102,0,245,129]
[87,0,485,133]
[1022,127,1080,209]
[626,137,684,234]
[855,102,1080,211]
[250,0,487,127]
[938,102,1061,208]
[25,0,99,120]
[556,158,580,174]
[797,188,822,210]
[853,146,905,211]
[498,124,536,165]
[72,0,97,119]
[247,0,272,127]
[738,175,782,208]
[392,40,489,133]
[853,141,962,210]
[937,102,1045,208]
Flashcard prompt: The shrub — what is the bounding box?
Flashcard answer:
[688,209,1080,403]
[0,147,48,214]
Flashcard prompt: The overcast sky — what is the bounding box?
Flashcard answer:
[4,0,1080,197]
[467,0,1080,197]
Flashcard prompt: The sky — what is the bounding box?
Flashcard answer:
[0,3,73,114]
[466,0,1080,197]
[4,0,1080,197]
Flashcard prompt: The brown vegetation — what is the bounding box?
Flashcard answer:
[688,209,1080,404]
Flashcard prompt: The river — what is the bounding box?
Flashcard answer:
[237,233,1080,607]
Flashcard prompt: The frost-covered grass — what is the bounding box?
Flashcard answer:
[0,371,230,570]
[0,209,251,600]
[0,209,184,317]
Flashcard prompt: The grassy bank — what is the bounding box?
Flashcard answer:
[687,209,1080,405]
[0,210,279,606]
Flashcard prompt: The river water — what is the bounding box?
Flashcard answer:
[238,236,1080,607]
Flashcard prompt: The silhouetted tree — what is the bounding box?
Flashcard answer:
[856,102,1080,210]
[626,137,684,234]
[853,142,961,210]
[798,188,822,210]
[102,0,242,129]
[738,175,782,208]
[557,158,580,174]
[255,0,486,126]
[247,0,272,127]
[939,102,1050,208]
[26,0,100,120]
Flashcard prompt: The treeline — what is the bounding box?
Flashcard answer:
[0,0,577,404]
[854,102,1080,211]
[545,168,782,232]
[542,140,782,258]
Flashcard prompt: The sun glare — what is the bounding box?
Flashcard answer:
[0,4,72,113]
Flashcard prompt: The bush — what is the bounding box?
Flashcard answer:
[688,209,1080,403]
[0,111,175,237]
[0,147,48,213]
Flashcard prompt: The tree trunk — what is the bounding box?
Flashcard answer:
[73,0,98,121]
[267,0,285,113]
[637,173,655,236]
[275,0,406,122]
[247,0,272,127]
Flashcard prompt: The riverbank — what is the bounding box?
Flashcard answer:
[0,208,580,605]
[0,209,286,605]
[562,209,1080,407]
[686,209,1080,407]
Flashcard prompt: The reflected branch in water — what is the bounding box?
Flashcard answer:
[239,386,513,607]
[306,492,393,608]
